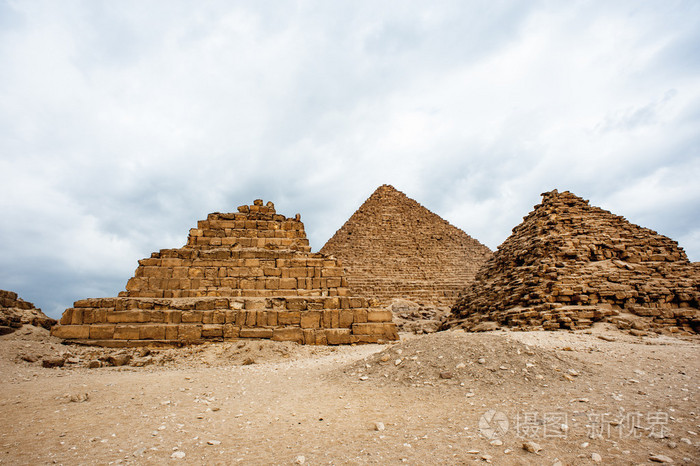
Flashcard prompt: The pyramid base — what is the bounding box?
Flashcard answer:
[447,303,700,334]
[51,296,399,346]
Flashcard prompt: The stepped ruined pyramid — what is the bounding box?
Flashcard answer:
[51,199,398,346]
[1,290,56,335]
[320,185,492,306]
[447,190,700,333]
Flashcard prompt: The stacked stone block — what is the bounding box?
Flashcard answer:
[320,185,492,306]
[448,190,700,333]
[51,200,398,345]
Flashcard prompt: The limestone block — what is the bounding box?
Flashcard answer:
[164,310,182,324]
[178,325,202,341]
[52,325,90,339]
[201,324,223,338]
[89,325,115,339]
[300,311,321,328]
[325,328,352,345]
[244,300,266,310]
[367,310,393,322]
[353,309,368,323]
[339,310,354,328]
[352,322,399,340]
[240,328,273,339]
[114,325,141,340]
[223,324,240,339]
[59,309,73,325]
[287,298,307,311]
[165,325,178,340]
[181,311,203,323]
[245,311,257,327]
[140,325,166,340]
[278,311,301,326]
[272,327,303,343]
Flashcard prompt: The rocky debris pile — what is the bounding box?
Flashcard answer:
[0,290,56,335]
[11,338,342,370]
[321,185,491,307]
[448,190,700,334]
[337,330,588,389]
[385,299,450,334]
[51,200,397,346]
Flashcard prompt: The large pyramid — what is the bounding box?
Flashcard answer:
[51,199,398,346]
[448,190,700,333]
[320,185,492,306]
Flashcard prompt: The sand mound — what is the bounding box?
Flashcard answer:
[336,330,590,390]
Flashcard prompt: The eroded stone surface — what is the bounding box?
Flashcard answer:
[447,190,700,333]
[320,185,491,306]
[0,290,56,334]
[51,200,397,345]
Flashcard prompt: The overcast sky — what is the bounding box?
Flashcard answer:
[1,1,699,318]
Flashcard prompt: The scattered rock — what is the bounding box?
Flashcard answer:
[242,357,255,366]
[591,452,602,462]
[171,451,186,459]
[439,371,453,379]
[649,454,674,463]
[42,357,65,368]
[522,441,542,454]
[374,422,385,431]
[106,354,131,367]
[294,455,306,464]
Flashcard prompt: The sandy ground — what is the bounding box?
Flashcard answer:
[1,324,698,465]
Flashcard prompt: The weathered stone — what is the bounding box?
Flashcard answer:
[320,185,491,306]
[447,190,699,333]
[50,199,398,345]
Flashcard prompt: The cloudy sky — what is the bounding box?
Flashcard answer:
[1,1,699,318]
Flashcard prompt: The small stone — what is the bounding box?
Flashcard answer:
[171,451,185,459]
[439,371,453,379]
[42,357,65,368]
[374,422,385,431]
[568,369,579,376]
[207,440,221,445]
[552,460,563,466]
[87,360,101,369]
[481,454,493,463]
[21,354,38,363]
[522,441,542,454]
[294,455,306,464]
[359,376,368,381]
[395,359,402,366]
[649,454,674,463]
[107,354,131,367]
[580,442,589,448]
[591,452,602,462]
[380,354,390,362]
[477,358,486,364]
[242,357,255,365]
[467,450,479,454]
[489,439,503,446]
[680,437,691,445]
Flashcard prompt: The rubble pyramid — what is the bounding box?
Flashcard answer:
[320,185,492,306]
[448,190,699,333]
[51,199,398,346]
[1,290,56,334]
